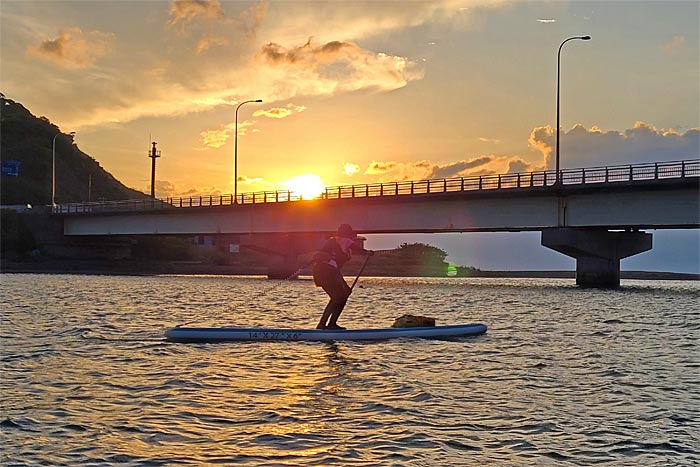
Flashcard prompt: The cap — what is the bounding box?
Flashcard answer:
[336,224,356,239]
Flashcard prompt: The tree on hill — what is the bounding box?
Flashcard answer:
[397,242,448,263]
[0,95,147,205]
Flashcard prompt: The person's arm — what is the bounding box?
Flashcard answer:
[351,239,374,256]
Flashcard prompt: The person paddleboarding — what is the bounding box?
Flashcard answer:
[312,224,373,330]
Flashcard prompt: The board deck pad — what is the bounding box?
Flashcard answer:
[165,323,487,343]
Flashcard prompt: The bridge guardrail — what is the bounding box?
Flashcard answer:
[53,158,699,215]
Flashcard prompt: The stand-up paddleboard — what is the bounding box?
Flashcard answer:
[165,323,487,343]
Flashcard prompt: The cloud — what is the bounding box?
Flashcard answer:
[357,121,698,185]
[528,125,554,168]
[528,122,699,169]
[254,107,292,119]
[428,156,493,179]
[199,119,255,148]
[197,96,274,149]
[506,158,530,174]
[152,180,177,198]
[169,0,225,25]
[237,175,263,184]
[365,161,399,174]
[7,1,505,130]
[662,35,685,54]
[261,1,507,46]
[199,126,232,149]
[256,38,424,99]
[359,155,541,183]
[343,162,360,176]
[253,103,307,119]
[195,34,229,54]
[239,2,269,37]
[152,179,229,198]
[27,27,114,68]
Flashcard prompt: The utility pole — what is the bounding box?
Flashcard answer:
[149,141,161,198]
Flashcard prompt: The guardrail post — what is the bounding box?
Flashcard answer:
[444,179,447,192]
[517,173,521,188]
[629,164,633,181]
[498,175,501,189]
[605,167,609,183]
[681,160,686,178]
[410,181,414,195]
[380,184,384,196]
[654,163,659,180]
[582,169,586,184]
[479,176,483,190]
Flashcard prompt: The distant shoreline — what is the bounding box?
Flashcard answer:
[1,259,698,281]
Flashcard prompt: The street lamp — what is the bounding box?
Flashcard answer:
[52,131,75,207]
[234,99,262,203]
[556,35,590,185]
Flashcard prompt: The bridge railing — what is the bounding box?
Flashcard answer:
[53,158,699,215]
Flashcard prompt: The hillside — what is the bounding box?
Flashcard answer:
[0,95,147,205]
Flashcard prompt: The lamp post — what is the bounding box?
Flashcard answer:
[556,35,590,185]
[234,99,262,203]
[52,131,75,207]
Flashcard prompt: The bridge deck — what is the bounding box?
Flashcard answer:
[53,159,699,216]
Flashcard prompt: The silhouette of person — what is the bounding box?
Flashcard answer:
[312,224,372,330]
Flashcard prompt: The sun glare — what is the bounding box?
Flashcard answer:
[284,174,326,200]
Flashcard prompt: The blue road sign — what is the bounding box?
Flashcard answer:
[1,160,20,177]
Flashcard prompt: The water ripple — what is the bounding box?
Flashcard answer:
[1,274,698,466]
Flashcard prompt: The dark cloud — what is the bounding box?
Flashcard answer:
[428,156,493,179]
[27,28,113,68]
[506,158,530,174]
[259,38,358,66]
[257,37,422,96]
[530,122,699,169]
[365,161,399,174]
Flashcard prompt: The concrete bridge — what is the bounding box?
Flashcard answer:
[54,159,700,287]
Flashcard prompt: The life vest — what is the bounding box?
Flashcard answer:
[313,237,352,268]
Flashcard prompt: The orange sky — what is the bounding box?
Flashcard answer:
[2,1,699,272]
[2,1,697,200]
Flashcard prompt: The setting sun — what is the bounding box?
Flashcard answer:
[283,174,326,200]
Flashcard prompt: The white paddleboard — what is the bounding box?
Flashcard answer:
[165,323,487,343]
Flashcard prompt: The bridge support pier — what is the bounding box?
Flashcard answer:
[238,232,327,280]
[267,255,302,280]
[541,228,652,288]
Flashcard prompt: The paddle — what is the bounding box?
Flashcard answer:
[350,252,372,291]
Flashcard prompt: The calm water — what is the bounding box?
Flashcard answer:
[1,273,699,466]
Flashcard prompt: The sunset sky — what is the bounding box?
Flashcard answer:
[2,0,699,271]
